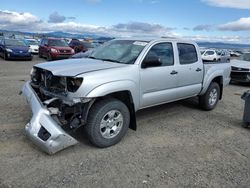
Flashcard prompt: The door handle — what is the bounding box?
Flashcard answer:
[196,68,202,72]
[170,70,178,75]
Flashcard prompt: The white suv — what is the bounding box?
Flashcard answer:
[201,49,221,62]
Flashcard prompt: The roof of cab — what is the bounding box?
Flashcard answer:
[113,37,196,44]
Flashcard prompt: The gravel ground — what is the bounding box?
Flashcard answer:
[0,56,249,188]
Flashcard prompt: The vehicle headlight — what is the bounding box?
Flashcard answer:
[50,48,58,53]
[30,67,40,83]
[67,77,83,92]
[30,67,35,75]
[6,48,12,52]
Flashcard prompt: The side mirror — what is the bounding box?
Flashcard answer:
[142,52,162,68]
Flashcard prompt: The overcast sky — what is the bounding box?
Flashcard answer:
[0,0,250,43]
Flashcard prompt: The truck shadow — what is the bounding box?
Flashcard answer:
[136,97,200,118]
[72,97,200,145]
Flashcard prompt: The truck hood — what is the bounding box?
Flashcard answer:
[34,58,127,77]
[231,59,250,69]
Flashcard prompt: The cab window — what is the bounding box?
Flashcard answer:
[143,42,174,67]
[177,43,198,64]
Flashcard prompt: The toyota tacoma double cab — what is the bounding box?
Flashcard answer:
[22,38,231,154]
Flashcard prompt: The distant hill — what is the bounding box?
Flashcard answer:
[198,42,250,49]
[0,29,249,49]
[0,30,114,41]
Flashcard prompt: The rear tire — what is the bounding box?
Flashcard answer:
[199,82,220,111]
[85,98,130,148]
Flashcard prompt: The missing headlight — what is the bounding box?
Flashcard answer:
[67,77,83,92]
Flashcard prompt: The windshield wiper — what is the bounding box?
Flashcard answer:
[100,58,122,64]
[88,56,124,64]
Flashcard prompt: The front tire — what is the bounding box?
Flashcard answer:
[199,82,220,111]
[38,51,42,58]
[3,52,8,60]
[47,53,52,61]
[242,123,250,128]
[85,98,130,148]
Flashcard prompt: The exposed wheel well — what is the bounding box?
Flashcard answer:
[96,91,137,131]
[211,76,223,99]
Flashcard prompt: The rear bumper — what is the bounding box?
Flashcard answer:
[22,82,78,154]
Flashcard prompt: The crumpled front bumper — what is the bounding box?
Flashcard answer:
[22,81,78,154]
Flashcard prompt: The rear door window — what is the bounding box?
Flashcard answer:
[177,43,198,64]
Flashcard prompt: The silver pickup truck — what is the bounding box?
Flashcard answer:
[22,38,231,154]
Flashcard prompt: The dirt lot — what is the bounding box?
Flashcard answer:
[0,55,249,188]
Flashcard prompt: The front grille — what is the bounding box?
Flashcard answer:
[59,49,71,53]
[13,49,28,53]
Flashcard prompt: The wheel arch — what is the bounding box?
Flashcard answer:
[211,76,223,99]
[104,91,137,131]
[200,74,224,99]
[87,82,138,131]
[201,76,223,100]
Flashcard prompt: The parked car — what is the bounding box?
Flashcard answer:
[69,39,84,53]
[231,52,250,83]
[0,38,33,60]
[22,38,231,154]
[39,38,75,61]
[69,39,95,53]
[25,39,39,54]
[229,50,242,57]
[217,50,230,62]
[201,49,221,62]
[71,50,93,58]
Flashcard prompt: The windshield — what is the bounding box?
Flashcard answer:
[26,40,39,45]
[49,39,69,47]
[5,39,27,46]
[242,53,250,61]
[89,40,148,64]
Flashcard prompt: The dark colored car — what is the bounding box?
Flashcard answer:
[231,52,250,83]
[0,38,33,60]
[69,39,95,53]
[39,38,75,61]
[71,50,93,59]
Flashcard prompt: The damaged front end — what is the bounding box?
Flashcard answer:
[22,67,93,154]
